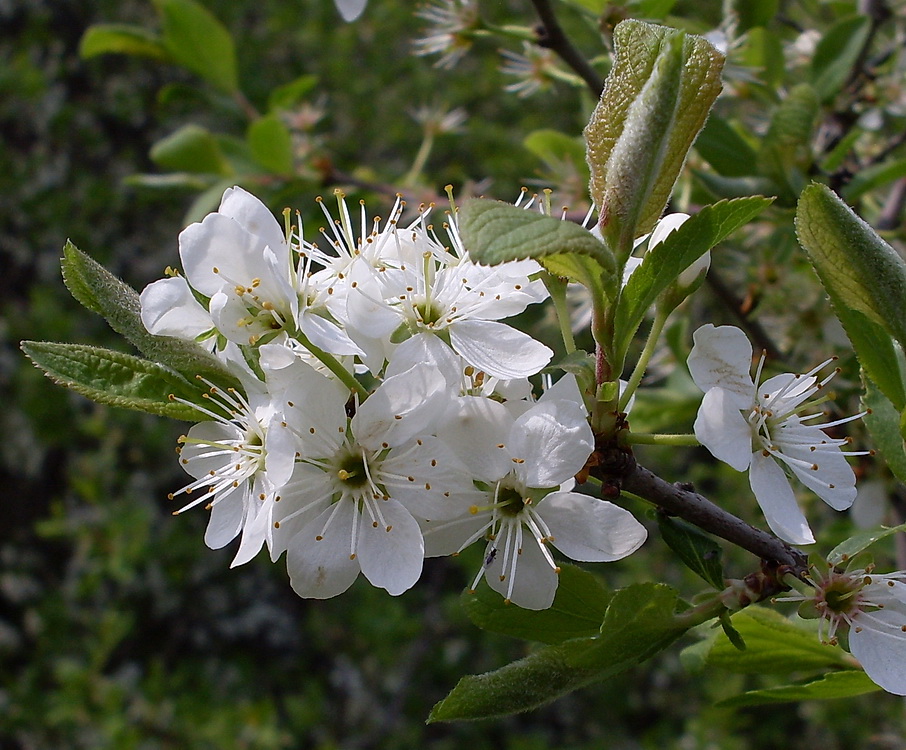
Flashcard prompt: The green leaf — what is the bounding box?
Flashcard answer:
[247,115,294,176]
[79,24,170,62]
[703,607,850,674]
[267,74,318,111]
[811,15,871,103]
[716,670,880,707]
[693,171,777,201]
[758,84,819,201]
[657,515,724,589]
[462,564,611,645]
[523,129,588,180]
[60,241,240,390]
[795,183,906,406]
[694,116,759,178]
[584,20,724,249]
[21,341,208,421]
[862,377,906,483]
[842,158,906,201]
[735,0,779,31]
[430,583,688,721]
[150,124,232,175]
[613,196,773,367]
[153,0,238,93]
[457,199,617,301]
[826,522,906,567]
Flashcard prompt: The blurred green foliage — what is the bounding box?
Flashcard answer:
[4,0,906,747]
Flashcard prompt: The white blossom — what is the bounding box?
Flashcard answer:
[688,324,862,545]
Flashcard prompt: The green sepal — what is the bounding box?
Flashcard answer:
[657,514,724,589]
[827,522,906,567]
[795,183,906,410]
[715,670,879,708]
[79,24,170,62]
[21,341,210,421]
[613,196,772,369]
[462,564,611,645]
[60,241,241,391]
[584,20,724,249]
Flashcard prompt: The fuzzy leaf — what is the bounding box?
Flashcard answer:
[657,515,724,589]
[584,20,724,247]
[862,377,906,483]
[153,0,238,93]
[613,196,772,368]
[79,24,170,62]
[827,522,906,567]
[716,670,879,707]
[150,124,232,175]
[462,564,611,645]
[703,607,850,674]
[795,183,906,408]
[60,241,240,390]
[21,341,209,421]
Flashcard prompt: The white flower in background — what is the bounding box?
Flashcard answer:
[500,41,565,99]
[142,187,359,356]
[168,374,297,567]
[334,0,366,21]
[423,377,647,609]
[413,0,480,69]
[271,359,477,599]
[786,566,906,696]
[688,324,862,545]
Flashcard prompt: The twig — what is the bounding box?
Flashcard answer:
[529,0,603,97]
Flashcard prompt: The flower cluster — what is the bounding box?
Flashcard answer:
[143,187,647,609]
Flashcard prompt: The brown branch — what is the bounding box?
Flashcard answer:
[588,449,808,577]
[529,0,603,97]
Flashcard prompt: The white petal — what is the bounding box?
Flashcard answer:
[230,494,271,567]
[694,388,754,472]
[180,422,241,479]
[357,499,424,596]
[777,439,856,511]
[540,492,647,561]
[204,487,244,549]
[384,333,460,384]
[688,324,754,402]
[436,396,514,482]
[179,213,266,297]
[749,452,815,545]
[422,513,490,557]
[510,400,593,488]
[485,534,559,610]
[300,311,363,356]
[286,502,361,599]
[850,608,906,695]
[449,319,552,380]
[139,277,213,339]
[353,363,451,449]
[334,0,367,21]
[218,186,287,265]
[648,212,690,248]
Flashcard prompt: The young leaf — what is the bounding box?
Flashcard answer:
[861,377,906,483]
[267,74,318,111]
[811,15,872,103]
[703,607,850,674]
[462,564,612,645]
[613,196,772,368]
[248,115,294,176]
[826,522,906,567]
[150,124,232,175]
[694,116,759,178]
[60,241,240,390]
[585,20,724,249]
[79,24,171,62]
[153,0,239,93]
[796,183,906,407]
[716,670,879,708]
[21,341,209,421]
[657,514,724,589]
[430,582,688,721]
